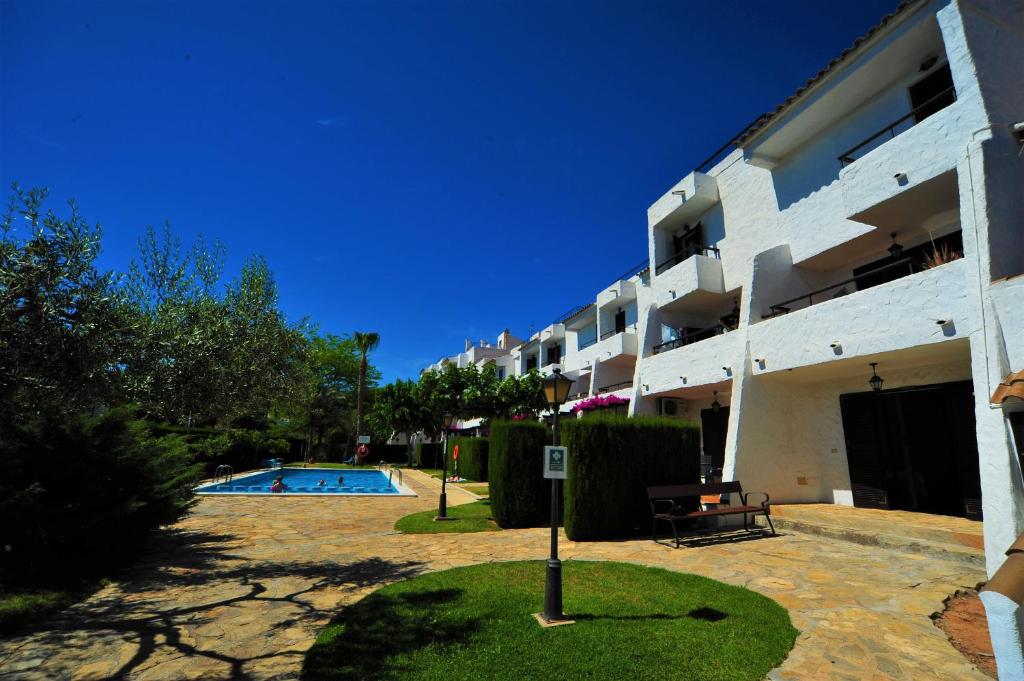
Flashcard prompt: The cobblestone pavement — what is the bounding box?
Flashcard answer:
[0,471,988,680]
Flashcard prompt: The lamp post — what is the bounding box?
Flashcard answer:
[437,413,456,520]
[541,368,574,622]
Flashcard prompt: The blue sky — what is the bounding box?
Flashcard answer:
[1,0,898,383]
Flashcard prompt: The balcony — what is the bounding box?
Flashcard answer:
[639,330,742,394]
[597,380,633,394]
[650,251,726,311]
[647,171,719,232]
[749,258,969,374]
[838,86,956,168]
[597,279,637,309]
[652,324,730,355]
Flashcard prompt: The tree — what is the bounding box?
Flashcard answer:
[369,378,420,464]
[0,185,126,422]
[352,331,380,439]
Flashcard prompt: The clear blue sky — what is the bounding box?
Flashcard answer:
[1,0,898,383]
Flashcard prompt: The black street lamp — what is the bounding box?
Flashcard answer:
[541,368,574,623]
[436,413,456,520]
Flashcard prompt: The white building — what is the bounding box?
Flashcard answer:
[424,0,1024,576]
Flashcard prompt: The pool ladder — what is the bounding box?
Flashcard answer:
[376,462,402,487]
[213,464,234,483]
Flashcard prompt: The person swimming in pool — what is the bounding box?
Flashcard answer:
[270,476,287,493]
[318,479,326,487]
[337,475,344,486]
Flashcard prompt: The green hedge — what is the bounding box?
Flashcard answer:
[0,407,201,586]
[415,442,442,469]
[488,420,551,528]
[445,437,489,482]
[562,414,700,541]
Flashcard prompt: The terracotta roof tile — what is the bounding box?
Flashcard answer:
[991,370,1024,405]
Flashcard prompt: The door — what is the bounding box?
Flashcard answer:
[614,309,626,334]
[840,381,981,518]
[909,63,955,123]
[700,407,729,482]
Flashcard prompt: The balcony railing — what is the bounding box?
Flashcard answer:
[599,324,636,341]
[838,86,956,168]
[652,324,729,355]
[578,337,598,350]
[553,303,594,326]
[597,380,633,393]
[763,258,916,319]
[567,390,590,401]
[654,245,721,276]
[613,259,650,286]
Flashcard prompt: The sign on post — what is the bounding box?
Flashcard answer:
[544,446,568,479]
[357,435,371,444]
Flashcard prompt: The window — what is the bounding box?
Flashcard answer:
[497,367,505,380]
[909,63,955,123]
[526,356,537,371]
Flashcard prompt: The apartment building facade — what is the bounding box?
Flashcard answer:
[423,0,1024,574]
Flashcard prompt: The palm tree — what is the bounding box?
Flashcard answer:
[353,331,380,441]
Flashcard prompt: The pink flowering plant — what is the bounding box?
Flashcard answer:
[569,394,629,414]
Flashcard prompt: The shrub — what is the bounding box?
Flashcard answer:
[0,407,202,586]
[189,428,290,474]
[488,420,551,528]
[562,414,700,541]
[415,442,442,469]
[445,437,489,481]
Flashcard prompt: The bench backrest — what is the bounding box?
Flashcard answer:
[647,481,743,500]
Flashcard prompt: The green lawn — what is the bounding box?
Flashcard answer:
[403,467,479,483]
[302,561,797,681]
[0,586,97,635]
[394,501,498,534]
[461,484,489,497]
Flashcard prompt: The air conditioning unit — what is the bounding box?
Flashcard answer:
[658,398,686,418]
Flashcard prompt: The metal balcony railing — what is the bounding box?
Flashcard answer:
[599,324,637,341]
[838,86,956,167]
[763,258,916,319]
[654,245,721,276]
[553,303,594,326]
[578,337,598,350]
[652,324,729,355]
[597,381,633,393]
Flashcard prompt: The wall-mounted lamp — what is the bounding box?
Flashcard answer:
[830,342,843,355]
[888,233,904,259]
[869,363,884,392]
[643,384,650,391]
[680,376,687,384]
[711,391,722,414]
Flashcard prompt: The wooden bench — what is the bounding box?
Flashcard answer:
[647,481,775,547]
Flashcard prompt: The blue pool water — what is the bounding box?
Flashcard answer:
[196,467,402,495]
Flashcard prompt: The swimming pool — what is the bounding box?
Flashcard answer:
[195,467,414,496]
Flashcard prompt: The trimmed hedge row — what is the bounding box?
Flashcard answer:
[488,420,551,528]
[562,414,700,541]
[415,442,442,469]
[445,437,489,482]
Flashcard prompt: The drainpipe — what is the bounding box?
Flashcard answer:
[980,533,1024,681]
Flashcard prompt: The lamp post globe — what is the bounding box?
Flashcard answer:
[542,368,574,623]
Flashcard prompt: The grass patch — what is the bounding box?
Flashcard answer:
[0,585,99,636]
[404,467,480,483]
[462,484,489,497]
[394,501,498,534]
[302,561,797,681]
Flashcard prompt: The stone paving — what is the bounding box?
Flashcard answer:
[0,470,989,680]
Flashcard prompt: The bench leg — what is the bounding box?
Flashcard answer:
[764,512,776,536]
[652,518,657,544]
[743,512,748,532]
[670,519,680,548]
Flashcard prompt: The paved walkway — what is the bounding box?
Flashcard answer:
[0,471,988,680]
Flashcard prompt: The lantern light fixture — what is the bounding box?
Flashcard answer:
[869,363,884,392]
[711,391,722,413]
[888,233,904,260]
